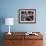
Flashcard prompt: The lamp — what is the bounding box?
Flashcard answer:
[5,18,14,35]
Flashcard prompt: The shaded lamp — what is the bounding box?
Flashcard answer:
[5,18,14,35]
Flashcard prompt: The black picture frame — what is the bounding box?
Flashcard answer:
[18,9,36,24]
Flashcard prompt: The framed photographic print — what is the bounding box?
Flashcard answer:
[18,9,36,23]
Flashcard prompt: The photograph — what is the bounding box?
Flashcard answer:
[18,9,36,23]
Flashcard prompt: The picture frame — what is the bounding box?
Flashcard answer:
[18,9,36,23]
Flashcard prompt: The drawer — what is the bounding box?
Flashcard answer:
[15,40,24,46]
[4,40,16,46]
[32,40,43,46]
[4,40,24,46]
[24,40,43,46]
[25,35,43,40]
[4,35,24,40]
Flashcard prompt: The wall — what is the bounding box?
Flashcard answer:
[0,0,46,32]
[0,0,46,46]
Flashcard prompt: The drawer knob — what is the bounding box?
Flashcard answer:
[32,42,35,44]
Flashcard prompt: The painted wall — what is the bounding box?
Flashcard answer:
[0,0,46,32]
[0,0,46,46]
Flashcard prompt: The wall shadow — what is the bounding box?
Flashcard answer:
[0,16,5,46]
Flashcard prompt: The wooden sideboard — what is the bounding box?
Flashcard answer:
[4,32,43,46]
